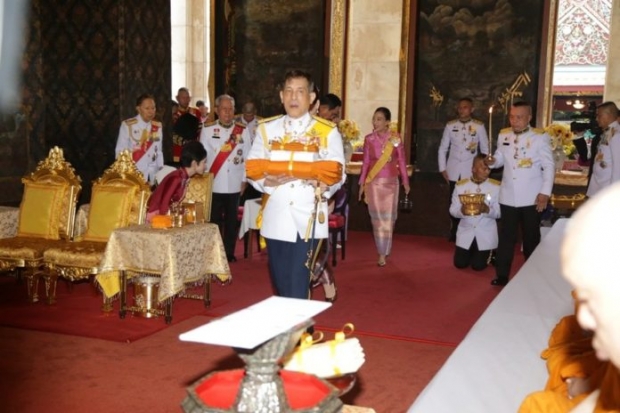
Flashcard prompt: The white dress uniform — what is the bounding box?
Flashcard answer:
[200,120,253,194]
[235,115,261,145]
[438,119,489,181]
[115,115,163,185]
[587,120,620,197]
[247,113,346,243]
[449,178,501,251]
[491,127,555,207]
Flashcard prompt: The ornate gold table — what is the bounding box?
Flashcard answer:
[553,169,588,187]
[0,206,19,239]
[95,223,231,323]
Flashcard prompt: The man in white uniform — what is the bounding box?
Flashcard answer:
[586,101,620,197]
[235,101,261,144]
[450,154,500,271]
[115,93,163,186]
[438,98,489,241]
[201,94,252,262]
[487,101,554,286]
[246,70,345,299]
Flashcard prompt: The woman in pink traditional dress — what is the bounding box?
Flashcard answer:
[358,107,410,266]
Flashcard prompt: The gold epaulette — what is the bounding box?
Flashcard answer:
[124,118,138,125]
[456,178,469,186]
[500,127,512,133]
[204,120,217,127]
[235,122,246,129]
[472,119,484,125]
[446,119,459,125]
[151,120,162,127]
[488,178,500,186]
[312,115,336,128]
[258,115,283,124]
[532,127,545,134]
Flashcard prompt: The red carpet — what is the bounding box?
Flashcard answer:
[0,231,525,345]
[0,277,227,342]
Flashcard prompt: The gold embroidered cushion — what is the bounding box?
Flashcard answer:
[17,182,67,239]
[82,185,136,242]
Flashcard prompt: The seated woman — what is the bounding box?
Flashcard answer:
[146,141,207,221]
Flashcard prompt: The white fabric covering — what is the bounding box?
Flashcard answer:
[409,219,574,413]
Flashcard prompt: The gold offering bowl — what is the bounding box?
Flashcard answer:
[459,193,487,216]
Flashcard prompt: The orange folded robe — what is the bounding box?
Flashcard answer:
[246,158,343,186]
[519,315,608,412]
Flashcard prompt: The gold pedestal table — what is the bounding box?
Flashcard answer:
[96,223,231,323]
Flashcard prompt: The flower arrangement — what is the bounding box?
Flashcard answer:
[545,123,576,157]
[338,119,361,143]
[338,119,365,152]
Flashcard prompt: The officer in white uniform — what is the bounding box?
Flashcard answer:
[587,102,620,198]
[487,101,554,286]
[246,70,345,299]
[200,94,252,262]
[438,98,489,241]
[450,154,500,271]
[115,93,163,186]
[234,102,261,144]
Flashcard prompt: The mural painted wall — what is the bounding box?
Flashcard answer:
[413,0,545,172]
[216,0,326,116]
[0,0,172,205]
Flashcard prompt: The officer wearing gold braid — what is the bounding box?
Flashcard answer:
[115,93,164,186]
[201,94,252,262]
[487,101,554,287]
[246,70,345,300]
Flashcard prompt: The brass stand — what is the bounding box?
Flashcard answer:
[118,271,214,324]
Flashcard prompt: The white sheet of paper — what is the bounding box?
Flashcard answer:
[179,296,332,349]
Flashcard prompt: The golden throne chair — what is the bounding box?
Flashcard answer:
[175,172,216,304]
[43,150,150,306]
[0,147,81,302]
[183,172,214,224]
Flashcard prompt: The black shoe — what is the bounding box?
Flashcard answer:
[227,256,237,263]
[491,277,508,286]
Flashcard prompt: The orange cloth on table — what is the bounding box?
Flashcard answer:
[150,215,172,229]
[245,158,343,186]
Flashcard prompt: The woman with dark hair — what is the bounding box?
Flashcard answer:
[358,107,410,266]
[146,141,207,220]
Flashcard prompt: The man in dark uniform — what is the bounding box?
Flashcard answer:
[172,87,202,163]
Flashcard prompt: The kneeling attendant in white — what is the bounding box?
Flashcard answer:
[450,154,500,271]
